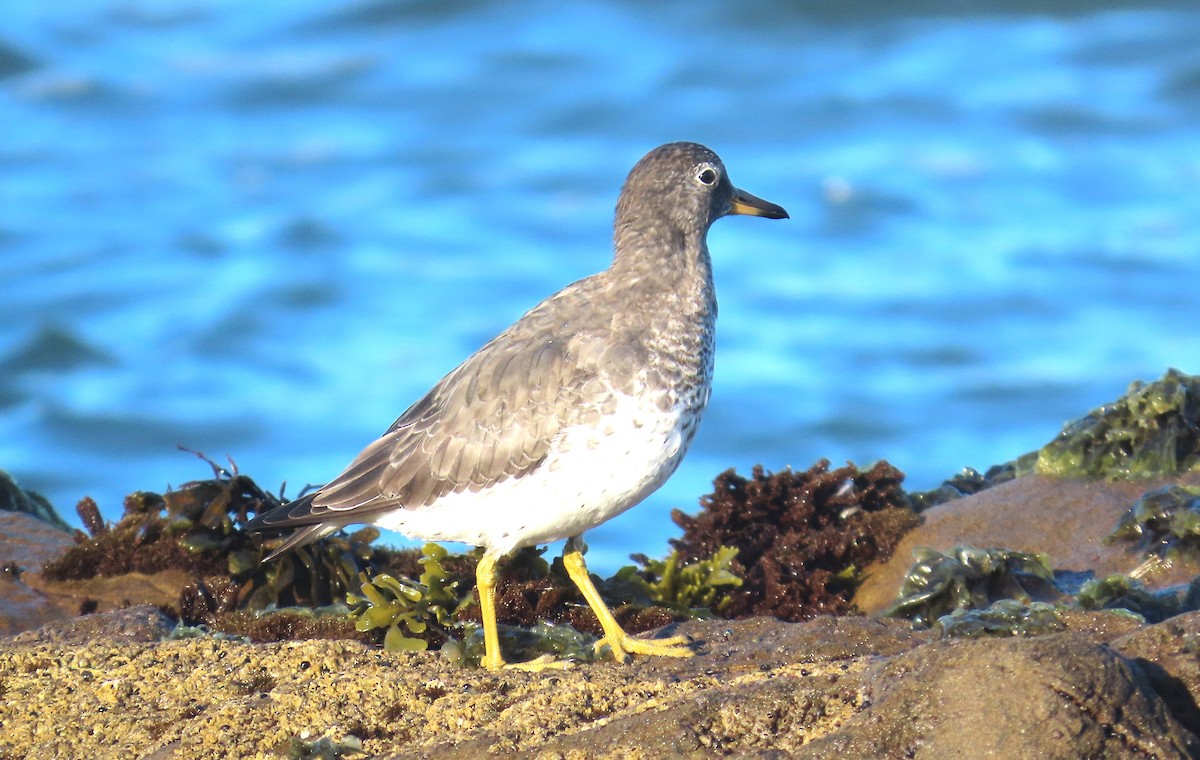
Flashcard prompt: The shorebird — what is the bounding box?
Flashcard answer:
[245,142,788,670]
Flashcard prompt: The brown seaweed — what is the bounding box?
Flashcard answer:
[670,460,920,621]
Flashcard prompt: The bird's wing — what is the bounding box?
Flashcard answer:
[254,287,633,529]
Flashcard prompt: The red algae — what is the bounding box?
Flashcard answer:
[671,460,920,620]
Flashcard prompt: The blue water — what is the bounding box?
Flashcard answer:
[2,2,1197,572]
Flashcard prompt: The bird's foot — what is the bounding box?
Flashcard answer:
[595,632,694,663]
[481,653,576,673]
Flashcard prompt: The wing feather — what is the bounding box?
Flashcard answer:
[246,275,628,532]
[276,303,607,526]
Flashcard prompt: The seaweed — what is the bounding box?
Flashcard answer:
[912,370,1200,499]
[670,460,920,621]
[907,462,1023,512]
[888,542,1200,630]
[884,546,1058,626]
[1030,368,1200,479]
[347,543,691,662]
[621,546,743,616]
[346,544,470,652]
[1107,484,1200,564]
[937,600,1065,638]
[209,606,367,644]
[1074,574,1200,624]
[41,453,384,624]
[443,621,600,668]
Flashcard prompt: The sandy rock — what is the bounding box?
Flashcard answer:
[2,613,1198,758]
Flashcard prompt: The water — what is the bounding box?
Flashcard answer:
[2,1,1197,572]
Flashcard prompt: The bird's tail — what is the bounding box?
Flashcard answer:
[243,491,341,562]
[258,523,341,562]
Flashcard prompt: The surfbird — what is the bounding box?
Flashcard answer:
[245,142,788,670]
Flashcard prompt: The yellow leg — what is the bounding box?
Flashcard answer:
[476,553,507,671]
[476,552,573,672]
[562,537,694,663]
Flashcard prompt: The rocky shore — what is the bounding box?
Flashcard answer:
[3,370,1200,758]
[1,602,1197,758]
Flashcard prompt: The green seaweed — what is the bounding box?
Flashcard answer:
[348,543,609,664]
[1030,369,1200,479]
[617,546,743,616]
[937,599,1065,638]
[1107,484,1200,564]
[885,546,1057,626]
[346,543,470,652]
[346,542,709,664]
[1073,574,1199,623]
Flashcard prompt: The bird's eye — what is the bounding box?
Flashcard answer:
[696,167,718,186]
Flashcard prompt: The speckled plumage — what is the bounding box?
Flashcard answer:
[246,143,786,668]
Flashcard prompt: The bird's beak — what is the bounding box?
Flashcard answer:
[730,188,789,219]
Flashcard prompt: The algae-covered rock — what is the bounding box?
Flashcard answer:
[854,474,1200,616]
[885,545,1058,626]
[937,599,1066,638]
[1031,368,1200,479]
[1108,484,1200,564]
[1075,573,1200,624]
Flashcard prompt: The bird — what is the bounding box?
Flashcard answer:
[244,142,788,670]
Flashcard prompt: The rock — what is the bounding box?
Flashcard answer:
[0,511,74,571]
[1112,612,1200,739]
[0,512,78,634]
[856,473,1200,615]
[2,614,1198,758]
[9,604,176,646]
[804,632,1195,759]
